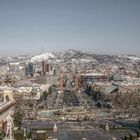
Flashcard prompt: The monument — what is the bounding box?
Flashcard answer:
[105,123,109,131]
[4,111,14,140]
[53,124,58,133]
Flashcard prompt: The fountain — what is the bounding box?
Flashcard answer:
[4,111,14,140]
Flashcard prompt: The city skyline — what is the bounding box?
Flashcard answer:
[0,0,140,56]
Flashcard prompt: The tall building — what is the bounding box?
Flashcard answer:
[75,75,81,90]
[42,60,49,75]
[26,63,34,77]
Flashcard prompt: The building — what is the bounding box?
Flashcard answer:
[42,60,49,75]
[80,71,108,87]
[74,75,81,90]
[59,74,64,92]
[26,63,34,77]
[9,62,20,72]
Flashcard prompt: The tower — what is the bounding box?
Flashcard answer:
[75,75,81,91]
[42,60,49,75]
[59,73,64,92]
[26,63,34,77]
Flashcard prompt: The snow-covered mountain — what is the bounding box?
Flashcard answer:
[27,50,97,64]
[30,53,56,63]
[57,50,97,61]
[28,50,140,64]
[1,49,140,66]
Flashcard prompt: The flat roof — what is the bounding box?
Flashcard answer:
[80,73,107,77]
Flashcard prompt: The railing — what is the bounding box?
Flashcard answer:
[0,101,15,113]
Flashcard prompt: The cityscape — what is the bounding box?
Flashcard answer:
[0,0,140,140]
[0,50,140,140]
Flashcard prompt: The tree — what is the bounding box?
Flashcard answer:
[139,119,140,129]
[0,130,4,140]
[42,91,49,100]
[13,111,23,128]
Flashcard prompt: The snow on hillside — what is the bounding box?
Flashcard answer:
[30,53,56,63]
[118,54,140,62]
[80,58,95,63]
[128,56,140,61]
[28,50,140,64]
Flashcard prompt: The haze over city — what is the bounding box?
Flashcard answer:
[0,0,140,56]
[0,1,140,140]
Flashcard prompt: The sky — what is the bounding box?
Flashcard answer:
[0,0,140,56]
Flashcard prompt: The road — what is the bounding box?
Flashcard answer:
[63,90,80,106]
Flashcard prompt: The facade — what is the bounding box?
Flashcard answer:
[15,85,41,100]
[74,75,81,90]
[42,60,49,75]
[80,72,108,85]
[59,74,64,92]
[26,63,34,77]
[9,63,20,72]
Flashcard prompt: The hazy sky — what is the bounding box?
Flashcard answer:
[0,0,140,56]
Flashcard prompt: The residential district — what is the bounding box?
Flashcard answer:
[0,50,140,140]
